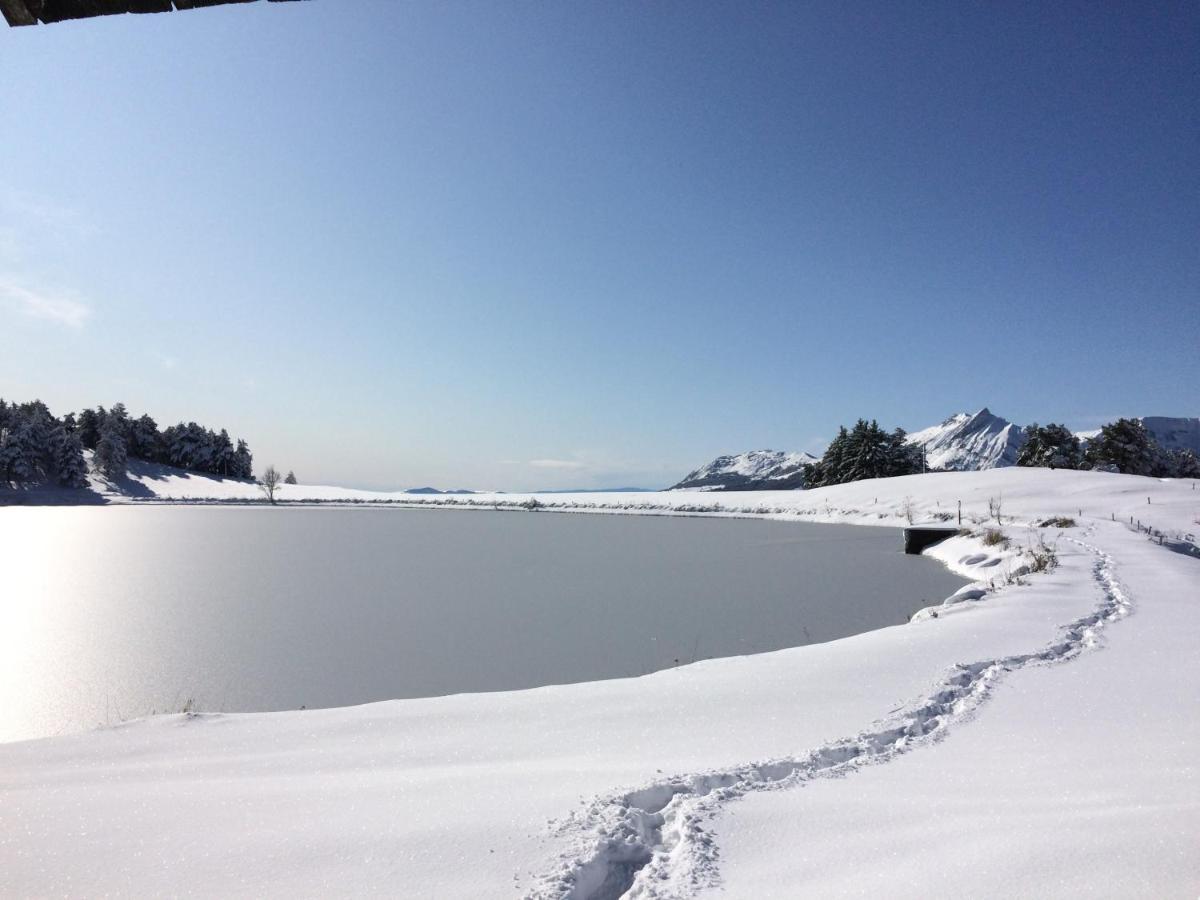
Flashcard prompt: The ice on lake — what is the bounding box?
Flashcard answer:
[0,506,967,742]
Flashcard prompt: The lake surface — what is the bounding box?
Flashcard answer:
[0,506,967,742]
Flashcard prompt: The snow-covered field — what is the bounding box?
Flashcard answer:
[1,468,1197,898]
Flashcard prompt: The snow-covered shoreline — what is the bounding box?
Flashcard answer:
[1,469,1197,898]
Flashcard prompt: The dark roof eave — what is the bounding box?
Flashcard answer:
[3,0,304,27]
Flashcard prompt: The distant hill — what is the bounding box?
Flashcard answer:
[670,450,819,491]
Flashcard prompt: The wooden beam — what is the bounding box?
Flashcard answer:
[1,0,38,26]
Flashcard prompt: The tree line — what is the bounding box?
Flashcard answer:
[1017,418,1200,477]
[802,419,924,488]
[0,399,255,487]
[0,400,89,487]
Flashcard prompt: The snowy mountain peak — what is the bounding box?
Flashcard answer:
[906,408,1025,471]
[670,449,818,491]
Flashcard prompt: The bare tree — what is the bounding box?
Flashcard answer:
[987,495,1003,525]
[259,465,283,504]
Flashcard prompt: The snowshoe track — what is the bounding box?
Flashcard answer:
[528,534,1130,900]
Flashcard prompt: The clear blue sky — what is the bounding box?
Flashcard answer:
[1,1,1196,489]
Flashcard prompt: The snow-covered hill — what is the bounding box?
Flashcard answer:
[669,449,818,491]
[905,407,1026,471]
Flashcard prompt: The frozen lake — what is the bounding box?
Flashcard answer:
[0,506,967,742]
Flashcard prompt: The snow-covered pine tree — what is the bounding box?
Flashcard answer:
[50,423,88,487]
[1168,449,1200,479]
[214,429,235,477]
[842,420,891,483]
[128,413,162,462]
[886,427,923,476]
[107,402,130,435]
[0,419,37,484]
[1017,423,1082,470]
[75,407,102,450]
[94,418,128,481]
[804,426,848,487]
[803,420,921,488]
[1084,418,1157,475]
[233,439,253,479]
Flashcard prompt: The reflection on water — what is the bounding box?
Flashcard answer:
[0,506,967,742]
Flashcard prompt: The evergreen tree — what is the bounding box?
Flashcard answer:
[163,422,205,470]
[94,418,128,481]
[0,400,87,488]
[1017,423,1082,470]
[1150,446,1200,479]
[233,439,253,479]
[107,402,130,436]
[0,417,38,484]
[2,398,255,488]
[8,402,53,483]
[75,407,102,450]
[1168,449,1200,479]
[842,419,888,483]
[1084,418,1157,475]
[214,429,235,477]
[886,427,923,476]
[803,419,923,487]
[128,413,163,462]
[50,424,88,487]
[284,470,297,484]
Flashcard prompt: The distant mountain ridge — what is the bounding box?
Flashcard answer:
[670,411,1200,491]
[1140,416,1200,454]
[1075,417,1200,455]
[670,449,819,491]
